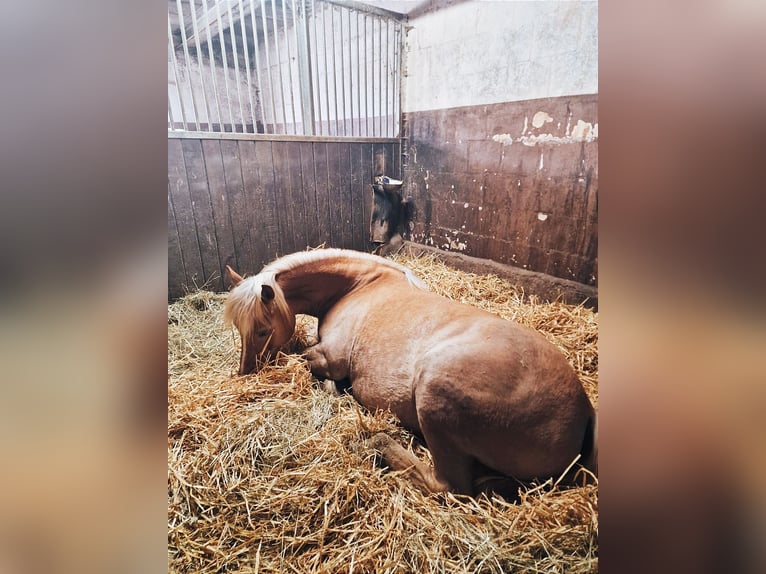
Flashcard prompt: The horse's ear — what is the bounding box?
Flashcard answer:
[226,265,244,287]
[261,284,275,302]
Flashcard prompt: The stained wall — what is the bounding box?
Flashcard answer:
[401,1,598,285]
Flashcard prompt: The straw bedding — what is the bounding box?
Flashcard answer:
[168,252,598,573]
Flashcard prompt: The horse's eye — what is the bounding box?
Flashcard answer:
[256,329,271,338]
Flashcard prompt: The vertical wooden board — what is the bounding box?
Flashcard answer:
[325,143,348,248]
[391,142,401,179]
[362,145,374,244]
[271,141,297,255]
[222,140,258,275]
[242,140,277,274]
[252,140,281,261]
[203,139,239,287]
[167,184,186,301]
[299,142,321,249]
[285,142,309,252]
[168,139,204,292]
[338,141,353,248]
[349,143,366,249]
[182,139,222,291]
[312,142,334,247]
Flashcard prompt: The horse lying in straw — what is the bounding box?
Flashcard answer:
[224,249,597,496]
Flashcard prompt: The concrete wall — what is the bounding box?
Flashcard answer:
[403,0,597,111]
[401,0,598,285]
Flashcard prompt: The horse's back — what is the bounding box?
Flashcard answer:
[347,280,594,482]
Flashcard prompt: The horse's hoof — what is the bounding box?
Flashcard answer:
[322,379,341,396]
[370,432,395,452]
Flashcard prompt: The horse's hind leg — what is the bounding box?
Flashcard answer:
[370,433,474,495]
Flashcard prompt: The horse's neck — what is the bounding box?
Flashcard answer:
[276,259,383,318]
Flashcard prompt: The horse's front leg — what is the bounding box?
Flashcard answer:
[303,341,350,395]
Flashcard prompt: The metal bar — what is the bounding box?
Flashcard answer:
[168,130,399,143]
[226,0,247,132]
[201,0,224,130]
[398,21,407,168]
[390,21,396,138]
[322,0,407,21]
[188,0,213,131]
[347,7,354,136]
[284,0,298,134]
[368,16,373,137]
[260,0,278,134]
[168,14,189,130]
[339,7,347,136]
[321,2,331,135]
[270,0,288,134]
[175,0,201,131]
[214,0,236,131]
[237,0,257,133]
[330,6,339,135]
[378,17,382,137]
[356,10,361,138]
[395,21,403,138]
[295,0,315,135]
[290,0,301,133]
[385,18,390,137]
[249,0,266,132]
[311,0,323,135]
[364,14,369,137]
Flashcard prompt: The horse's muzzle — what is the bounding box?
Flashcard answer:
[239,349,273,375]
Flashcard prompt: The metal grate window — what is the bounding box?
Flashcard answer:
[168,0,405,138]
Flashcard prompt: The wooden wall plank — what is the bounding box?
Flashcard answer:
[402,97,597,285]
[242,140,278,275]
[312,142,334,247]
[338,142,354,248]
[361,144,374,245]
[181,139,221,290]
[169,137,404,299]
[285,142,309,252]
[168,139,204,291]
[392,141,402,179]
[202,139,238,288]
[167,184,186,301]
[299,142,321,249]
[349,143,365,249]
[223,140,259,275]
[271,141,297,255]
[325,143,347,248]
[252,141,281,261]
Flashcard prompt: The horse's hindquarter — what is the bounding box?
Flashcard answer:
[347,285,593,480]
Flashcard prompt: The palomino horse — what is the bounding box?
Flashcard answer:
[224,249,597,496]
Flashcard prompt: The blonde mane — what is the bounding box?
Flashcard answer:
[261,248,427,290]
[224,249,425,333]
[223,269,292,336]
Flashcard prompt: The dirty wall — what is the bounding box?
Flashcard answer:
[401,1,598,285]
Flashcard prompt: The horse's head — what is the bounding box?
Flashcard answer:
[224,265,296,374]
